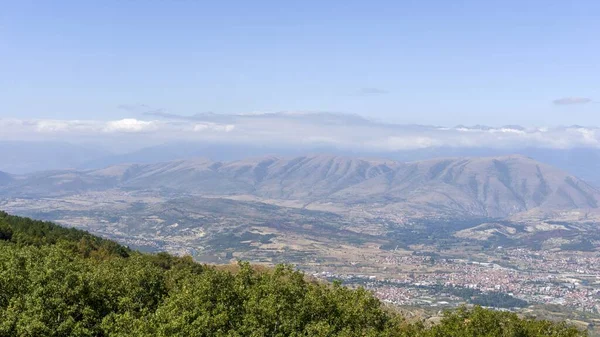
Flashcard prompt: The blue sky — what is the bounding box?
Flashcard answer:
[1,0,598,126]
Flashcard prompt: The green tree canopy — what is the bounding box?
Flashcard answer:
[0,212,587,337]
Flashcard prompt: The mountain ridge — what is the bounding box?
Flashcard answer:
[1,154,598,219]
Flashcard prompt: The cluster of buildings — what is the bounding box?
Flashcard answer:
[312,248,600,313]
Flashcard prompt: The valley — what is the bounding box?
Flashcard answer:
[1,154,600,331]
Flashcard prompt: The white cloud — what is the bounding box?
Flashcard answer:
[489,128,527,135]
[371,136,443,151]
[193,123,235,132]
[568,127,599,146]
[1,113,600,151]
[26,120,100,133]
[35,120,72,132]
[104,119,157,133]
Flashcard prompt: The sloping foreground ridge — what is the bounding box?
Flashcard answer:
[0,211,586,336]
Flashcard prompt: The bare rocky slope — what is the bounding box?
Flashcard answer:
[1,154,598,218]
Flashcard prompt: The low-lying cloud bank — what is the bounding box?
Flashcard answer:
[1,112,599,151]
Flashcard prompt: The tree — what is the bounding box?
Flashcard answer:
[0,212,589,337]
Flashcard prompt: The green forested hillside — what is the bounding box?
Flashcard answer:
[0,211,587,336]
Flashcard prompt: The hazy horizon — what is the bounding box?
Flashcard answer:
[1,1,598,177]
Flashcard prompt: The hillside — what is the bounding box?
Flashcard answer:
[2,154,599,218]
[0,212,586,336]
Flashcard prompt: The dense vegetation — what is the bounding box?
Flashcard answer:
[424,285,529,309]
[0,211,587,336]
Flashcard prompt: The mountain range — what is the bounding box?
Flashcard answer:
[2,141,600,189]
[2,154,598,219]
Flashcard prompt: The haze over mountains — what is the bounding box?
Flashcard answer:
[0,171,12,186]
[2,112,600,185]
[2,154,598,219]
[88,144,600,187]
[0,141,109,173]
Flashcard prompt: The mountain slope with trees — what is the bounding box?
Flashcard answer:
[0,211,587,336]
